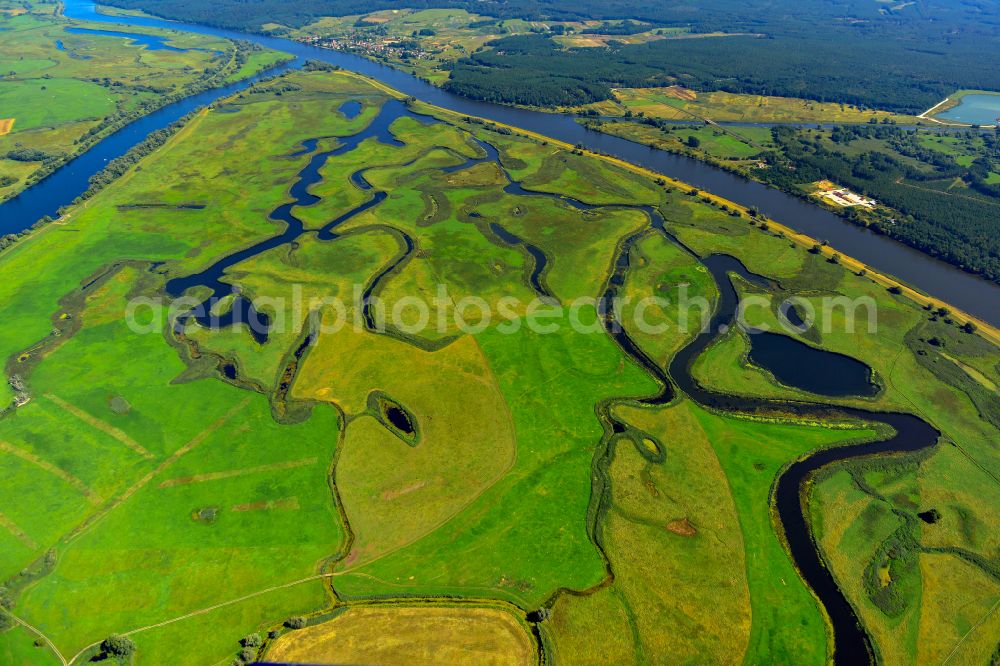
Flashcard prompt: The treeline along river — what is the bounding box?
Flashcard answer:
[0,0,995,326]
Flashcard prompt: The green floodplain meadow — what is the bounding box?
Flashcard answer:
[0,2,291,201]
[0,64,997,666]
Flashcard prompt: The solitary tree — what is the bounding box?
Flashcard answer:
[101,634,136,659]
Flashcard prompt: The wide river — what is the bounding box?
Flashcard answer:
[1,0,997,328]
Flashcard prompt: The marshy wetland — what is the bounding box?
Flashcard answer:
[0,18,999,666]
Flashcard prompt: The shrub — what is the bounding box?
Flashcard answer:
[5,148,51,162]
[101,634,136,657]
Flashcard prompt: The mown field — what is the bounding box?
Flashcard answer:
[0,0,290,201]
[0,65,998,666]
[603,86,921,125]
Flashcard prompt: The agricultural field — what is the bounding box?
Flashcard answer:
[586,118,772,165]
[0,64,998,666]
[289,9,521,85]
[287,10,743,91]
[0,0,290,201]
[603,86,921,125]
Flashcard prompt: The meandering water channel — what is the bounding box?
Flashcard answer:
[0,0,994,327]
[156,90,938,663]
[3,2,952,662]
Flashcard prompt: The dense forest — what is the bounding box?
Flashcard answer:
[101,0,1000,34]
[444,30,1000,113]
[755,126,1000,283]
[105,0,1000,113]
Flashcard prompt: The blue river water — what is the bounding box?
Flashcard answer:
[64,26,192,51]
[1,0,997,327]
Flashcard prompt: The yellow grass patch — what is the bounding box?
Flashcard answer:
[293,328,517,569]
[381,480,428,500]
[940,352,998,392]
[0,118,14,135]
[550,402,752,662]
[916,553,1000,664]
[662,86,697,101]
[266,605,535,665]
[564,35,603,47]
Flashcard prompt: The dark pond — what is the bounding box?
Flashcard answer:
[779,301,806,330]
[384,405,414,434]
[746,329,878,397]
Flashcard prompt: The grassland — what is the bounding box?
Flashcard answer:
[547,401,878,664]
[0,62,997,666]
[667,206,1000,664]
[605,86,920,124]
[266,604,535,665]
[0,4,291,201]
[586,119,772,168]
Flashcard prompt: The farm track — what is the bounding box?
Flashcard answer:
[0,439,100,503]
[44,393,154,459]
